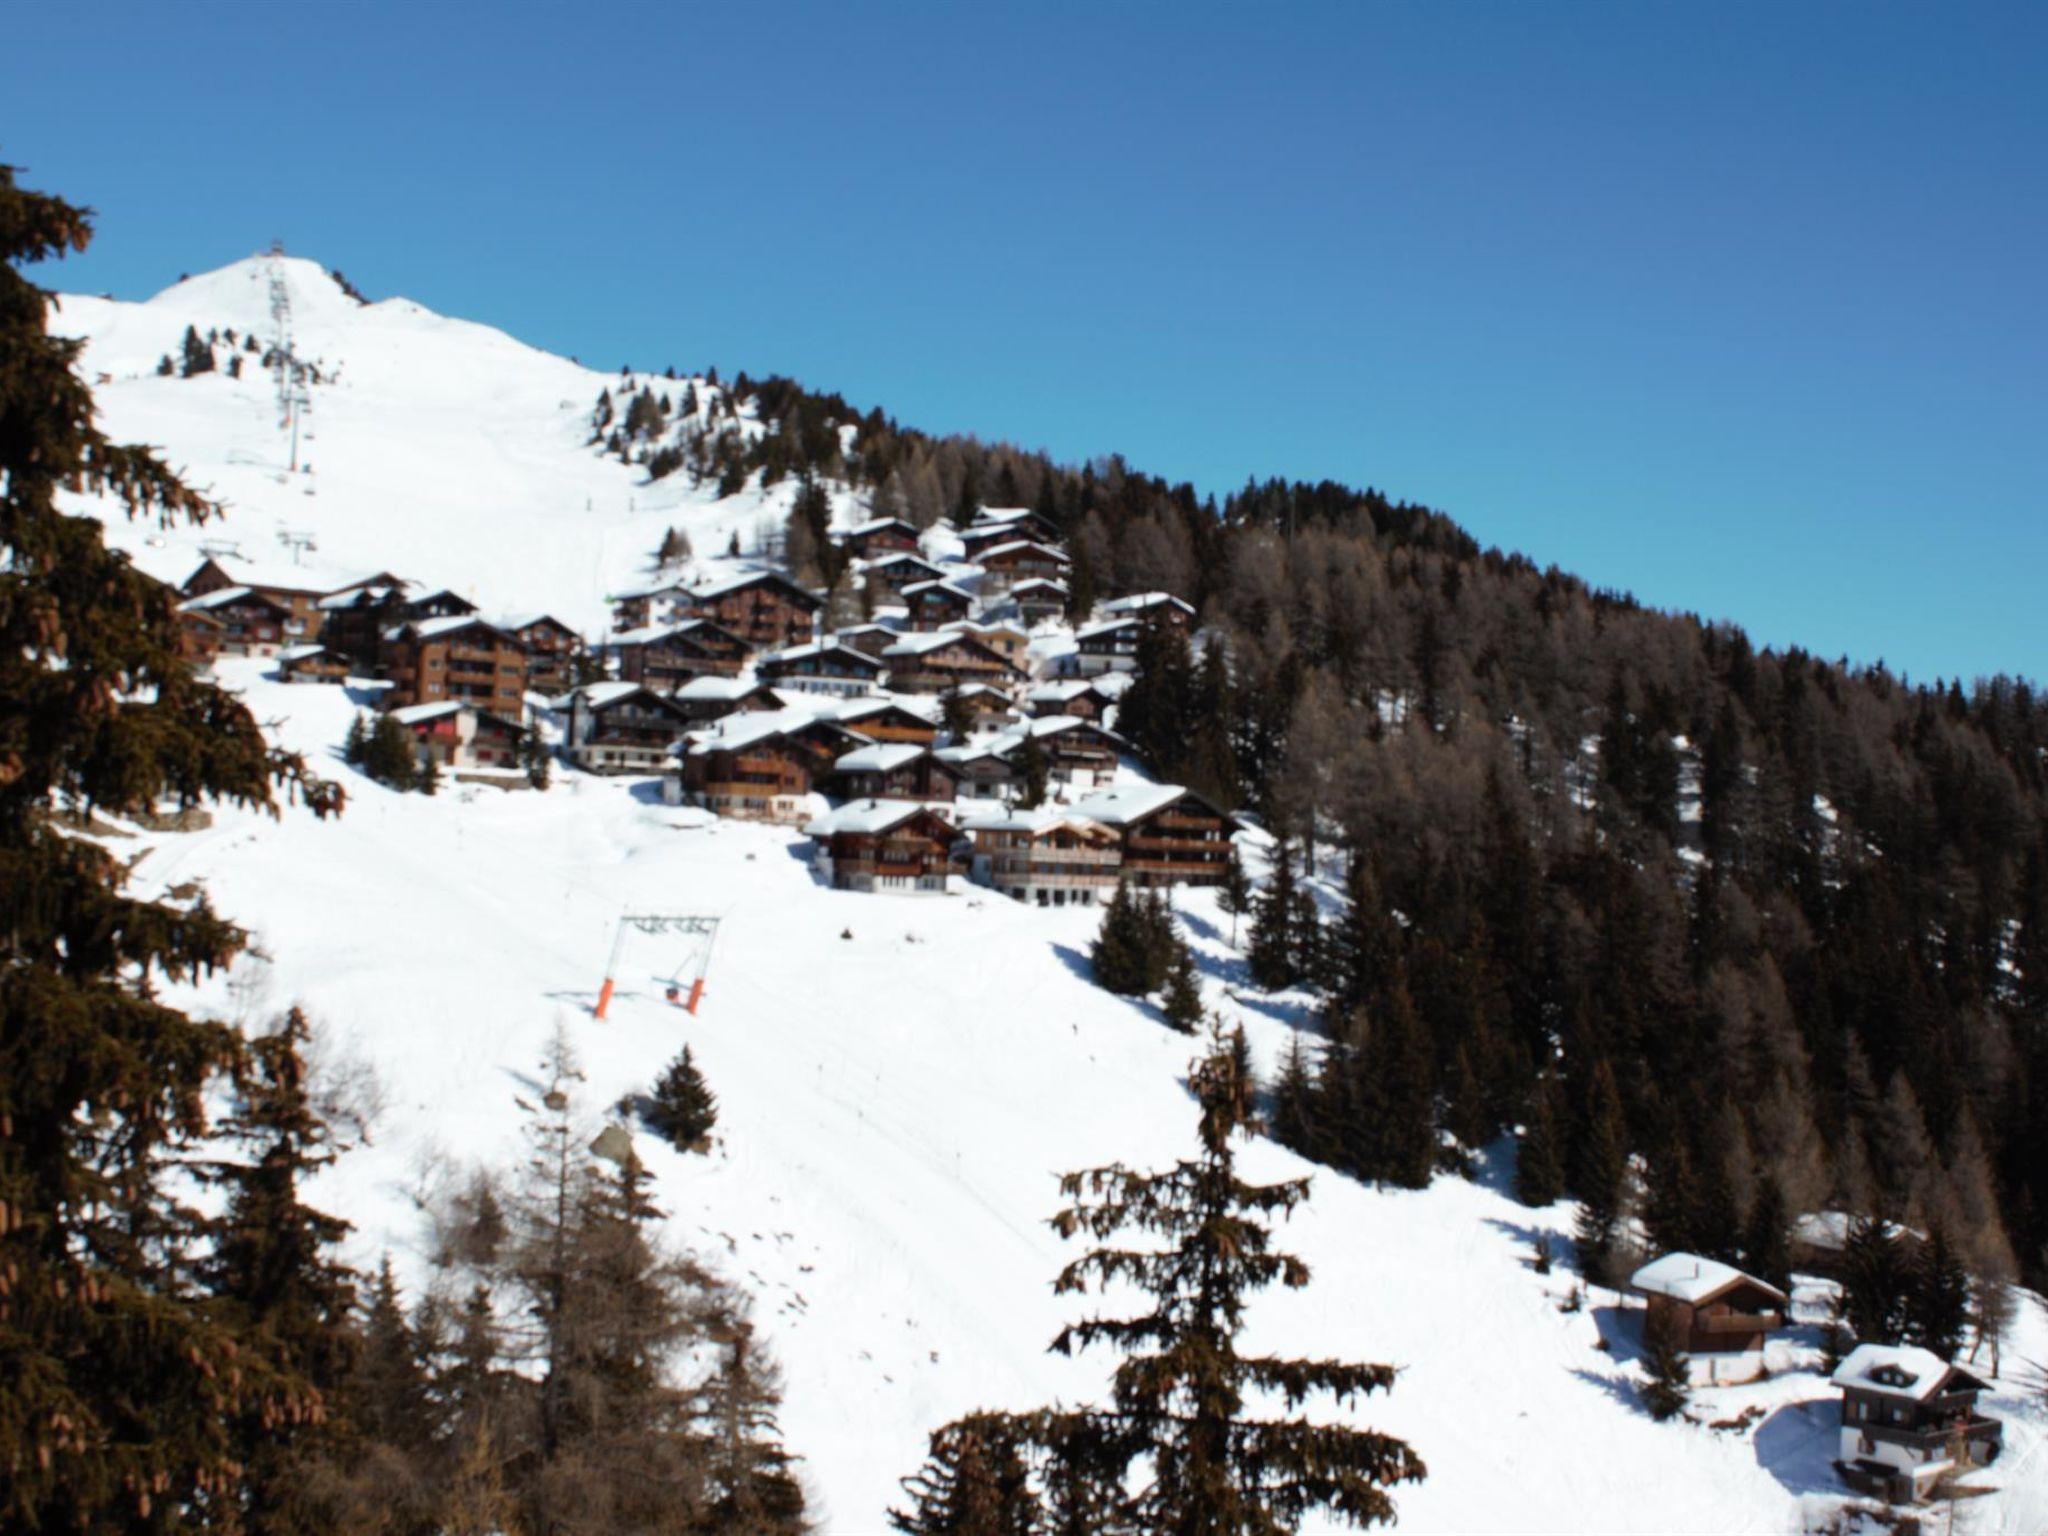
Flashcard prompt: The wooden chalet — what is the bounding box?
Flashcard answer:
[383,616,528,720]
[997,717,1124,791]
[320,584,477,667]
[945,620,1029,672]
[948,683,1020,733]
[506,614,586,695]
[881,631,1023,695]
[680,713,869,822]
[963,808,1122,907]
[611,581,691,632]
[1071,784,1233,886]
[1009,578,1069,625]
[277,644,350,685]
[1027,679,1117,724]
[388,701,527,773]
[835,699,940,747]
[611,619,750,690]
[674,570,821,650]
[1629,1254,1787,1386]
[902,580,975,631]
[562,682,695,775]
[1099,591,1196,631]
[826,744,963,804]
[837,517,922,559]
[935,743,1016,801]
[1072,616,1143,676]
[832,623,905,660]
[671,675,786,726]
[756,639,889,698]
[177,586,297,656]
[960,510,1062,557]
[1833,1343,2001,1502]
[975,540,1069,592]
[803,801,960,894]
[860,553,948,597]
[182,557,402,642]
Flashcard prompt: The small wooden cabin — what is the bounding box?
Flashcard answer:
[679,714,868,822]
[881,631,1023,695]
[861,553,948,597]
[837,517,922,559]
[1009,578,1069,625]
[976,540,1068,592]
[671,676,785,726]
[277,644,350,685]
[674,570,822,650]
[611,619,750,690]
[561,683,694,775]
[178,587,297,657]
[506,614,586,696]
[1628,1253,1787,1385]
[388,701,527,773]
[998,717,1124,791]
[835,700,940,747]
[1072,617,1143,676]
[902,580,975,631]
[756,639,888,698]
[1833,1343,2001,1503]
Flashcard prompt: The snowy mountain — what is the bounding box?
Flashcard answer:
[51,254,2048,1532]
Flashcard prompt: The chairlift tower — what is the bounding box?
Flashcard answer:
[593,914,722,1019]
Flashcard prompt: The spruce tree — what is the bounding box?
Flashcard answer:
[1739,1176,1793,1295]
[646,1043,719,1150]
[1838,1214,1909,1345]
[1092,882,1167,997]
[1514,1074,1567,1208]
[1638,1303,1692,1422]
[1044,1027,1426,1530]
[1016,732,1050,810]
[1905,1225,1970,1359]
[1160,942,1204,1035]
[0,164,341,1533]
[1247,841,1305,991]
[179,321,214,377]
[891,1414,1042,1535]
[202,1007,360,1534]
[940,684,976,742]
[694,1312,808,1533]
[1364,977,1436,1189]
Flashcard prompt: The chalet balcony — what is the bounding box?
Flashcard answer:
[1860,1417,2002,1456]
[1127,835,1229,857]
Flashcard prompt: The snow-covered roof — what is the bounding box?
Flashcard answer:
[496,612,578,634]
[689,569,819,604]
[803,799,947,838]
[842,517,917,538]
[833,743,928,774]
[611,619,729,648]
[903,579,974,602]
[388,700,468,726]
[974,506,1037,526]
[960,806,1109,837]
[882,631,978,658]
[1629,1253,1784,1307]
[1101,591,1195,617]
[319,583,403,609]
[1832,1343,1971,1401]
[571,681,649,709]
[179,585,269,613]
[1072,782,1192,826]
[1010,578,1069,596]
[836,696,936,723]
[407,614,508,642]
[762,639,884,671]
[689,707,866,756]
[1028,679,1107,704]
[675,674,777,703]
[1077,617,1142,643]
[190,557,378,595]
[276,643,327,662]
[978,540,1067,563]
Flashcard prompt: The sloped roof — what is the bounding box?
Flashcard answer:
[1101,591,1195,617]
[406,614,513,643]
[179,585,276,614]
[960,806,1111,837]
[978,540,1068,563]
[572,681,650,708]
[1077,617,1142,643]
[1832,1343,1978,1401]
[832,743,929,774]
[882,631,980,658]
[687,569,821,606]
[761,639,885,672]
[1629,1253,1785,1308]
[803,799,950,838]
[842,517,918,538]
[903,579,974,602]
[388,700,469,726]
[675,674,778,703]
[1072,782,1206,827]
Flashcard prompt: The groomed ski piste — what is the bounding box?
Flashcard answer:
[51,255,2048,1532]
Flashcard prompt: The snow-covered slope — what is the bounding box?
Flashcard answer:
[53,258,2048,1532]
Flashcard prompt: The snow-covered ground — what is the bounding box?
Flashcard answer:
[52,256,2048,1531]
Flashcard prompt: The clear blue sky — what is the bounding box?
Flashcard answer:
[9,2,2044,685]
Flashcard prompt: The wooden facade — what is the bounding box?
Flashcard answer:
[675,571,821,650]
[976,540,1069,591]
[383,617,528,720]
[902,580,974,631]
[966,812,1122,906]
[837,518,922,559]
[278,645,350,685]
[835,701,940,746]
[508,615,586,696]
[391,702,527,772]
[612,620,751,690]
[564,685,695,774]
[828,745,963,804]
[807,803,960,894]
[178,587,296,656]
[861,554,947,597]
[1074,785,1234,887]
[1834,1345,2002,1502]
[881,633,1023,695]
[1002,719,1123,789]
[1073,617,1143,675]
[757,640,888,697]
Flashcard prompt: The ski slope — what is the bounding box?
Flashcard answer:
[51,257,2048,1531]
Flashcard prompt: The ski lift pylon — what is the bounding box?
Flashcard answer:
[593,913,721,1020]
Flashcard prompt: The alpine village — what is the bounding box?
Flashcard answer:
[9,162,2048,1536]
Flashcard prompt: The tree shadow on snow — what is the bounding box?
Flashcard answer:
[1568,1367,1645,1414]
[1752,1399,1844,1497]
[1225,991,1320,1031]
[1481,1215,1584,1280]
[1590,1302,1646,1366]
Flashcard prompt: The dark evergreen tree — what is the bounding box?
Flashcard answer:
[1217,841,1252,948]
[1043,1028,1427,1530]
[646,1043,719,1150]
[694,1313,809,1533]
[1569,1059,1629,1278]
[0,164,341,1534]
[1638,1303,1691,1422]
[891,1414,1041,1535]
[1364,977,1437,1189]
[344,709,370,764]
[179,321,214,377]
[1739,1176,1793,1295]
[1905,1225,1970,1359]
[1091,882,1174,997]
[1160,942,1204,1035]
[1515,1074,1567,1208]
[362,710,420,789]
[939,684,975,742]
[1838,1215,1909,1346]
[1247,840,1308,991]
[1016,732,1050,810]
